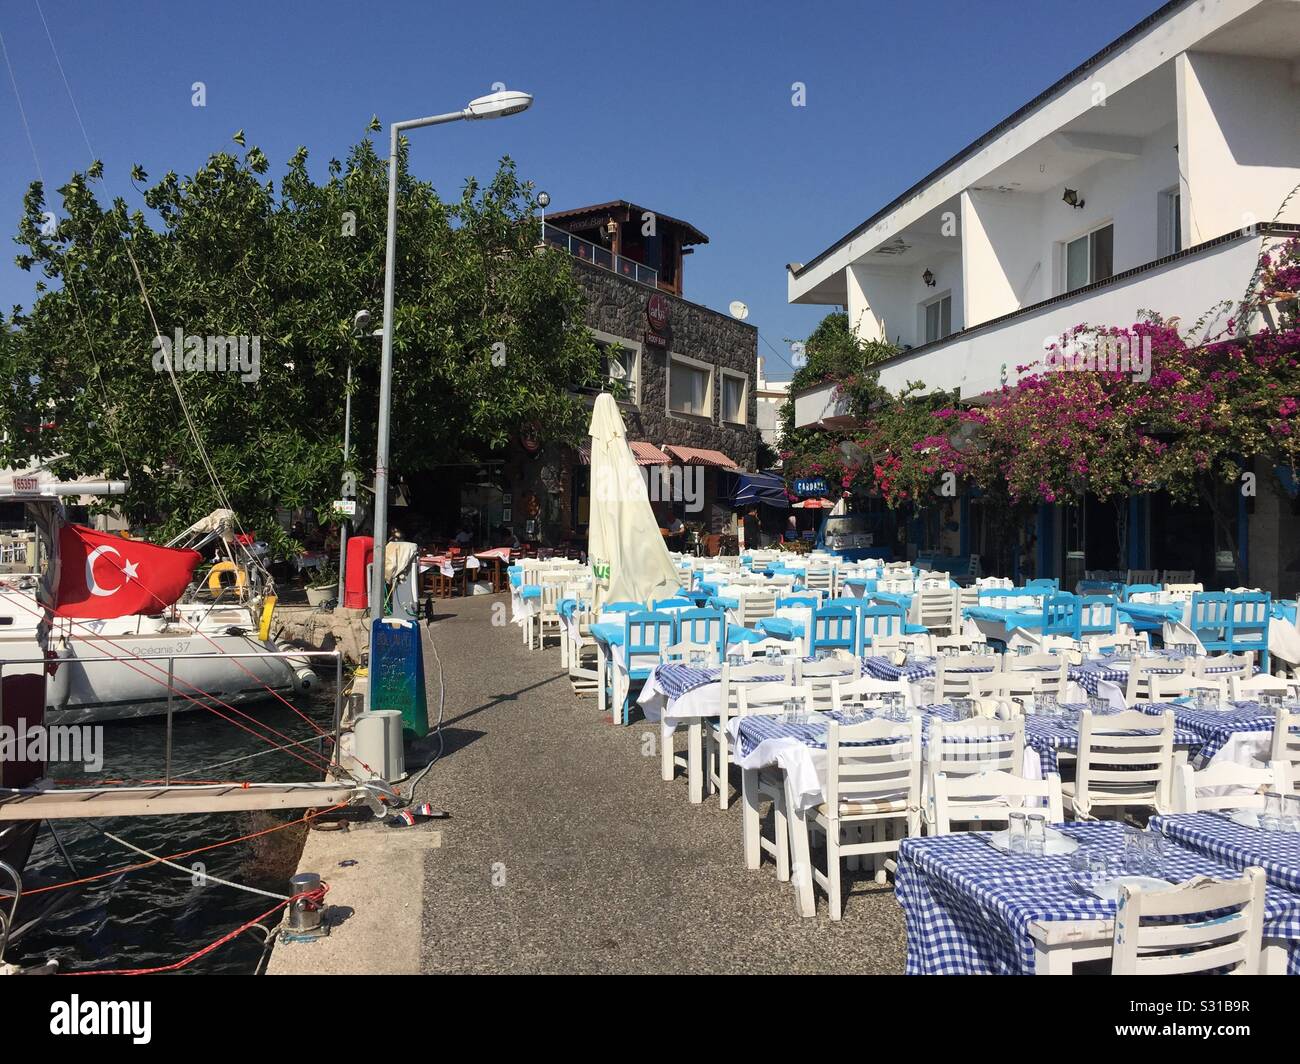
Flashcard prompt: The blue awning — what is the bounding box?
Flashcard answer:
[724,471,789,509]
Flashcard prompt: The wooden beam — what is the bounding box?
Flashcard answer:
[0,782,356,820]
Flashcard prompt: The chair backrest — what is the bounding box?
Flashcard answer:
[928,716,1025,788]
[1125,655,1182,703]
[810,604,856,654]
[662,639,720,666]
[831,674,913,709]
[738,590,778,627]
[721,663,795,717]
[1079,595,1118,636]
[935,653,1000,700]
[735,681,809,718]
[1272,706,1300,772]
[676,607,725,653]
[969,670,1059,704]
[1041,593,1081,639]
[873,632,936,657]
[824,716,922,816]
[1111,867,1265,976]
[1229,672,1290,702]
[1075,709,1175,815]
[932,769,1063,833]
[1189,592,1232,643]
[804,567,834,593]
[1196,652,1254,681]
[854,604,905,654]
[1126,569,1158,585]
[624,611,677,672]
[1163,582,1203,600]
[1162,570,1197,584]
[1147,672,1227,702]
[913,588,958,632]
[1175,760,1287,813]
[795,656,861,683]
[1228,593,1270,655]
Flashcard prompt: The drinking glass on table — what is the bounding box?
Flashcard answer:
[1087,696,1108,716]
[1261,793,1283,832]
[1123,827,1147,874]
[727,652,744,668]
[1283,795,1300,833]
[1025,814,1047,857]
[1008,811,1028,854]
[917,679,937,708]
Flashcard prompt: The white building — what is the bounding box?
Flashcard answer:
[786,0,1300,592]
[754,357,790,459]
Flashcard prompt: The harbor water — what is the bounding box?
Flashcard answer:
[8,683,337,975]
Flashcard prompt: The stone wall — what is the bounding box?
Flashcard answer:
[571,260,760,470]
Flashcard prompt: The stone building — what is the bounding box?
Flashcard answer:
[508,200,763,549]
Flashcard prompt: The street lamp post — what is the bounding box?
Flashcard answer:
[369,89,533,624]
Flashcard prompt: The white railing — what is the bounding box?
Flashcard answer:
[543,223,659,288]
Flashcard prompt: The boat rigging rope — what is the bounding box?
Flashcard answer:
[99,830,291,901]
[0,802,346,900]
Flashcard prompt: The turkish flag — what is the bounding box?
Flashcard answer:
[54,525,203,619]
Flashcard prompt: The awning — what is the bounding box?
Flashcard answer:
[722,470,789,509]
[576,441,671,466]
[663,445,737,468]
[793,498,834,509]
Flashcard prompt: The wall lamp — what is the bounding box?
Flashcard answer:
[1062,188,1085,209]
[922,268,936,287]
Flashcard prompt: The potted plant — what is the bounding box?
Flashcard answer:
[306,564,339,607]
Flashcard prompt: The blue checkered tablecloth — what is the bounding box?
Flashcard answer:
[1140,701,1275,766]
[861,655,945,681]
[652,663,790,708]
[735,705,962,759]
[895,820,1300,974]
[1151,813,1300,894]
[1070,654,1254,697]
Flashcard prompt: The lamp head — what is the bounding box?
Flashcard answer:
[465,89,533,120]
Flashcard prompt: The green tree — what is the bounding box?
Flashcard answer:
[2,132,600,552]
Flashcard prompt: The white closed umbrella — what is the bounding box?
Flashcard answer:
[587,393,679,610]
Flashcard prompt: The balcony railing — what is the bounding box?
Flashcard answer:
[543,223,659,288]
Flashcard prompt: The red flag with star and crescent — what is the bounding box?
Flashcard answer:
[53,525,203,619]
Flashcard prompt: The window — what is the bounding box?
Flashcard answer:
[721,371,747,424]
[668,355,713,418]
[1158,187,1182,257]
[589,331,640,403]
[923,294,952,344]
[1064,224,1114,293]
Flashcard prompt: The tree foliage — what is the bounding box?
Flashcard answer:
[2,132,601,550]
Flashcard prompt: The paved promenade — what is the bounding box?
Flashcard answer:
[411,594,906,974]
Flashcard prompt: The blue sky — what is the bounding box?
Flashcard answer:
[0,0,1162,380]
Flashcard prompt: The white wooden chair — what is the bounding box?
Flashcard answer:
[737,636,794,659]
[935,652,1000,701]
[1175,760,1290,814]
[660,638,720,667]
[1229,672,1292,703]
[831,673,914,709]
[533,582,566,651]
[1272,705,1300,778]
[1062,709,1175,819]
[1194,652,1254,683]
[911,588,959,634]
[1147,673,1228,703]
[566,605,600,696]
[807,716,922,919]
[871,633,935,658]
[1111,867,1265,975]
[932,770,1064,834]
[925,716,1025,829]
[932,633,986,655]
[969,670,1057,710]
[1125,655,1183,703]
[1002,652,1069,696]
[701,667,795,810]
[803,567,834,596]
[730,682,809,874]
[737,590,777,631]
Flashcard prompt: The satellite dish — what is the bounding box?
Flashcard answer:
[728,301,749,320]
[790,340,807,368]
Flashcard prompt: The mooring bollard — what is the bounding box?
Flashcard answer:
[284,872,327,941]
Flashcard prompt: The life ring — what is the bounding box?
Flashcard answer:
[207,561,248,593]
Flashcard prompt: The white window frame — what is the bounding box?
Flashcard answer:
[920,291,953,345]
[1157,186,1181,258]
[1061,221,1114,294]
[719,368,749,425]
[591,328,641,406]
[667,352,715,420]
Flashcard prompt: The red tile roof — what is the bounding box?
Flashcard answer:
[663,445,737,468]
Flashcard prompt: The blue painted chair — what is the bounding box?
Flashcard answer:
[675,607,726,657]
[1078,595,1118,638]
[810,605,856,655]
[1188,592,1233,653]
[1041,593,1082,639]
[609,610,677,724]
[1026,578,1060,591]
[854,605,906,654]
[1227,592,1271,672]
